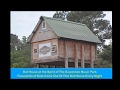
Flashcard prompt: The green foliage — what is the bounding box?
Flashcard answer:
[53,11,68,20]
[98,44,112,62]
[96,59,112,68]
[11,34,34,68]
[11,34,21,51]
[96,44,112,68]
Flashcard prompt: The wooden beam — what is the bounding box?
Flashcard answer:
[65,40,68,68]
[75,43,78,68]
[96,45,97,61]
[39,64,41,68]
[90,46,94,68]
[36,63,39,68]
[81,44,85,68]
[57,39,59,56]
[33,63,36,68]
[48,65,50,68]
[31,43,33,63]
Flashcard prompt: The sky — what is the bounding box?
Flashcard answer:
[11,11,112,45]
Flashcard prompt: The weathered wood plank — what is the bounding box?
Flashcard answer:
[31,43,33,63]
[48,65,50,68]
[75,43,78,68]
[95,45,97,61]
[32,39,58,63]
[90,45,94,68]
[81,44,85,68]
[37,63,39,68]
[65,40,68,68]
[57,39,59,56]
[58,39,65,58]
[84,43,91,60]
[31,21,57,42]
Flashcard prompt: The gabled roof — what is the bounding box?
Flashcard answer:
[27,16,101,43]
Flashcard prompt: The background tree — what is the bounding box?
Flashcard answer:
[53,11,68,20]
[10,34,21,51]
[11,34,33,68]
[98,44,112,62]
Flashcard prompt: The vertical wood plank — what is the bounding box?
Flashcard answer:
[31,43,33,62]
[37,63,39,68]
[91,46,94,68]
[48,65,50,68]
[65,40,68,68]
[39,64,41,68]
[57,39,59,56]
[90,44,91,68]
[96,44,97,61]
[75,43,78,68]
[81,44,85,68]
[33,63,36,68]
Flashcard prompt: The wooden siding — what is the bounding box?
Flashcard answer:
[58,39,65,58]
[91,44,96,61]
[84,43,90,60]
[58,39,96,62]
[32,42,38,59]
[31,20,58,42]
[32,38,58,63]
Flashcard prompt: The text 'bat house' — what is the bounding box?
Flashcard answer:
[27,16,101,68]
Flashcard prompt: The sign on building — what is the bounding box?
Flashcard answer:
[39,42,51,57]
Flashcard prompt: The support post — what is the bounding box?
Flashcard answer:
[33,64,36,68]
[95,45,97,67]
[75,44,78,68]
[37,63,39,68]
[31,44,33,64]
[48,65,50,68]
[90,46,94,68]
[65,40,68,68]
[81,45,85,68]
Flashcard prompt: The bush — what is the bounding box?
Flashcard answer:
[96,59,112,68]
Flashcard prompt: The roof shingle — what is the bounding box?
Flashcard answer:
[43,16,101,43]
